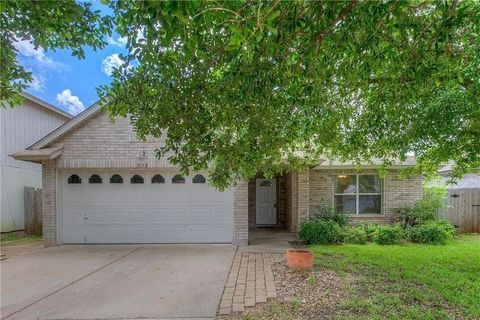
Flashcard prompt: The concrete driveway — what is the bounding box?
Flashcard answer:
[1,245,236,320]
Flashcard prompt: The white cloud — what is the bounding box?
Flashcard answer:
[29,74,45,92]
[102,53,126,76]
[13,39,53,66]
[56,89,85,115]
[108,36,128,47]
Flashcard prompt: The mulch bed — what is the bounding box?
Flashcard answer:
[218,260,357,320]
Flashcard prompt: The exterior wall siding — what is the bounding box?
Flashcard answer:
[1,99,68,169]
[308,169,422,224]
[1,99,69,232]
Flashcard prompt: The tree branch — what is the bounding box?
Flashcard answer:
[315,0,358,47]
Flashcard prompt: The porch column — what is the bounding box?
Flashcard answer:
[288,172,298,232]
[233,180,249,245]
[42,160,57,247]
[297,169,310,228]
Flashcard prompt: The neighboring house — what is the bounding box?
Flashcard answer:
[437,164,480,189]
[13,103,422,246]
[1,93,72,232]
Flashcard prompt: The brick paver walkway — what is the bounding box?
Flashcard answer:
[218,251,284,315]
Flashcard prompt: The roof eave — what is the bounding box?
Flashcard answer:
[10,145,63,163]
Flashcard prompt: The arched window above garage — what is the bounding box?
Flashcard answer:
[67,174,81,184]
[172,174,185,184]
[192,174,206,184]
[110,174,123,184]
[131,175,144,184]
[89,174,102,184]
[151,174,165,184]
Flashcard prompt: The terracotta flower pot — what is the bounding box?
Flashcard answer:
[286,249,313,270]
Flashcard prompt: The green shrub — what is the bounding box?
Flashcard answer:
[299,219,342,245]
[397,200,438,228]
[342,227,368,244]
[408,220,455,244]
[313,200,350,227]
[372,225,404,245]
[423,185,447,210]
[357,223,380,241]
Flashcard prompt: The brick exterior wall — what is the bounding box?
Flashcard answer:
[233,181,249,245]
[289,172,298,232]
[54,113,175,169]
[308,169,422,224]
[42,159,57,246]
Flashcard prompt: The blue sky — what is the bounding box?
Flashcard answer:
[15,1,127,115]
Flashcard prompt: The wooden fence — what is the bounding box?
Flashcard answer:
[437,188,480,233]
[24,187,42,235]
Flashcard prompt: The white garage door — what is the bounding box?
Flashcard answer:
[60,171,233,244]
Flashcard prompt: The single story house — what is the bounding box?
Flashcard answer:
[13,104,422,246]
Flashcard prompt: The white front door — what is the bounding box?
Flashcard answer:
[256,178,277,225]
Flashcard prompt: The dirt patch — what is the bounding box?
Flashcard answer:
[1,232,43,260]
[218,261,358,320]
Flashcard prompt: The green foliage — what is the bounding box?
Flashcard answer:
[313,200,350,227]
[397,200,438,228]
[1,1,112,107]
[5,1,480,187]
[341,226,368,244]
[372,225,403,245]
[98,0,480,188]
[408,220,455,244]
[423,184,447,210]
[298,219,341,245]
[357,223,381,242]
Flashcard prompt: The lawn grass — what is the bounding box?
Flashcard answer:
[310,234,480,319]
[1,232,42,245]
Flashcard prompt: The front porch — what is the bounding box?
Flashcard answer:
[232,171,310,246]
[247,173,299,245]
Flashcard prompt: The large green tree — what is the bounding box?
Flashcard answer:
[3,1,479,189]
[100,0,479,188]
[0,0,112,107]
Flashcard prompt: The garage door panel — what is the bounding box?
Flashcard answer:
[210,225,232,242]
[61,171,233,244]
[211,191,232,203]
[212,208,232,222]
[188,190,209,205]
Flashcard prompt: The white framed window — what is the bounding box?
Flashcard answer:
[333,174,382,214]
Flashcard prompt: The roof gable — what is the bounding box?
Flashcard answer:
[21,92,73,119]
[29,103,101,150]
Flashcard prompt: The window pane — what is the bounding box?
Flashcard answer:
[172,174,185,184]
[193,174,206,184]
[151,174,164,184]
[89,174,102,184]
[334,195,356,213]
[359,195,381,214]
[110,174,123,184]
[334,175,357,193]
[131,175,144,184]
[68,174,81,184]
[359,175,381,193]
